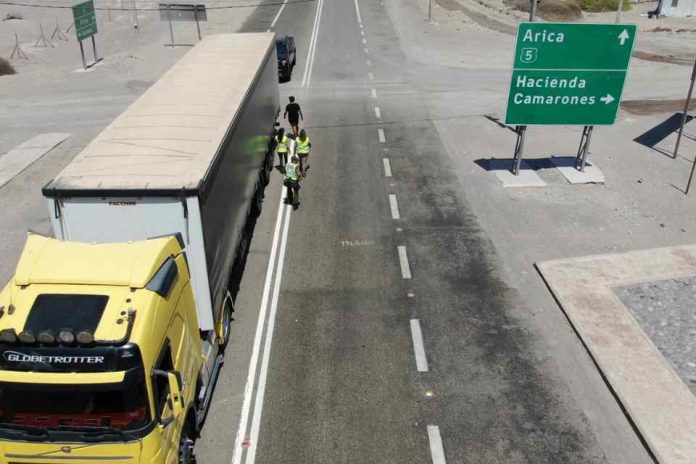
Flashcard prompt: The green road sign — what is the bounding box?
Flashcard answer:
[72,0,97,42]
[505,23,636,126]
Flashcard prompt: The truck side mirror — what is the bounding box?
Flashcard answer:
[167,371,184,418]
[153,369,184,426]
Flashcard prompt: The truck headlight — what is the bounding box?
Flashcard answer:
[76,330,94,344]
[0,329,18,343]
[18,330,36,344]
[37,330,56,344]
[57,329,76,345]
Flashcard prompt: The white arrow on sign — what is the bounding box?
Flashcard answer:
[600,94,615,104]
[618,29,630,45]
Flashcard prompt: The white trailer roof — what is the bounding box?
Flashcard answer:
[48,33,274,191]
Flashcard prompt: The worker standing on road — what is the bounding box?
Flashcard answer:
[283,96,303,137]
[296,129,311,177]
[275,127,289,170]
[284,154,301,209]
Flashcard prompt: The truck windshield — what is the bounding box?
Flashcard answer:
[0,379,150,432]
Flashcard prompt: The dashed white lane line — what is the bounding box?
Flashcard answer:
[366,59,372,66]
[361,30,365,36]
[266,0,288,31]
[371,88,378,98]
[389,194,400,220]
[378,128,386,143]
[364,47,370,54]
[427,425,446,464]
[374,106,381,119]
[368,71,375,80]
[410,319,429,372]
[354,0,363,25]
[397,245,412,279]
[362,38,367,45]
[383,158,392,177]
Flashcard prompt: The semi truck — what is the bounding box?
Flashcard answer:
[0,32,281,463]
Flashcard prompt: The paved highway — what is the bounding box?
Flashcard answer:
[0,0,657,463]
[197,0,653,463]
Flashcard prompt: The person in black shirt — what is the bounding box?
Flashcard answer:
[283,96,303,136]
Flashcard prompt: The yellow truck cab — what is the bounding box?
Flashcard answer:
[0,233,210,464]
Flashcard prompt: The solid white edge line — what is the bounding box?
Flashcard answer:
[374,106,381,119]
[410,319,428,372]
[397,245,412,279]
[371,88,377,98]
[301,0,323,87]
[388,194,400,220]
[244,201,292,464]
[383,158,392,177]
[354,0,363,25]
[305,0,324,88]
[378,128,386,143]
[231,188,286,464]
[266,0,288,31]
[427,425,446,464]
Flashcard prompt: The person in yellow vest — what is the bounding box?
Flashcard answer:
[296,129,312,177]
[284,154,301,209]
[275,128,289,169]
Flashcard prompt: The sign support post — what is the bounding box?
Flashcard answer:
[167,4,175,46]
[575,125,594,172]
[79,40,87,68]
[673,57,696,160]
[194,7,201,41]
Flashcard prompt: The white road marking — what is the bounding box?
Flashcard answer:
[410,319,429,372]
[302,0,325,87]
[427,425,446,464]
[389,194,400,220]
[362,38,367,45]
[266,0,288,31]
[364,47,370,54]
[374,106,381,119]
[231,188,287,464]
[378,128,386,143]
[361,30,365,37]
[368,71,375,80]
[354,0,363,25]
[398,245,412,279]
[371,88,377,98]
[383,158,392,177]
[366,59,372,66]
[0,133,69,189]
[244,196,293,464]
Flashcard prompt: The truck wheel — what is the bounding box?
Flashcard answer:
[179,424,197,464]
[219,299,233,349]
[252,188,263,217]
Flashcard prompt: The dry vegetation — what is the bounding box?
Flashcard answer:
[0,58,16,76]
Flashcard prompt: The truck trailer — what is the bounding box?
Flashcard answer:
[0,32,280,463]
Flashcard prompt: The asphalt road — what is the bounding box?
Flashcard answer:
[0,0,655,463]
[201,0,651,463]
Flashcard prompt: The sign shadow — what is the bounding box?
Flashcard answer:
[634,112,694,159]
